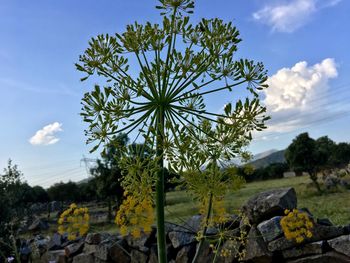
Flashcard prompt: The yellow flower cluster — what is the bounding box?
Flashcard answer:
[115,193,154,238]
[57,203,90,240]
[212,199,228,224]
[280,209,313,243]
[199,197,229,227]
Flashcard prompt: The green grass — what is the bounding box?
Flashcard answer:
[165,175,350,225]
[29,175,349,237]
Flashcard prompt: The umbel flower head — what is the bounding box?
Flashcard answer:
[76,2,269,161]
[281,209,314,243]
[115,152,156,238]
[76,0,269,262]
[58,203,90,240]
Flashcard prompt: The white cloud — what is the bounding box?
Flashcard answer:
[29,122,63,145]
[260,58,338,135]
[253,0,342,33]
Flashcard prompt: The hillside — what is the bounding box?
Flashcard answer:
[249,149,286,168]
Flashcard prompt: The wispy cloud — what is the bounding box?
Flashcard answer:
[255,58,343,139]
[253,0,342,33]
[0,77,80,97]
[29,122,63,145]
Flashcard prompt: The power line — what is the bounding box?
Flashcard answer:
[254,109,350,141]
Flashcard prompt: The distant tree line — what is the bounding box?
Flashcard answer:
[235,162,290,182]
[231,133,350,184]
[285,133,350,192]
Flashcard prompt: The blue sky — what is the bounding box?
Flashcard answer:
[1,0,349,187]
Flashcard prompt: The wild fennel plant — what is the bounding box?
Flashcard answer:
[76,1,269,261]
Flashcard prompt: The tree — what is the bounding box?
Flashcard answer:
[314,136,335,171]
[47,181,80,202]
[78,181,98,202]
[330,142,350,167]
[285,133,322,192]
[90,134,128,221]
[31,185,50,203]
[0,160,27,260]
[76,1,268,261]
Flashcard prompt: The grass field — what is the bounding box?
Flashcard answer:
[36,175,350,235]
[165,175,350,226]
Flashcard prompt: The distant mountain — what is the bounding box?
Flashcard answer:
[248,149,286,168]
[77,177,93,184]
[251,149,279,162]
[218,149,283,169]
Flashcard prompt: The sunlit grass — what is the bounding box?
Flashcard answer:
[28,175,349,237]
[165,175,350,225]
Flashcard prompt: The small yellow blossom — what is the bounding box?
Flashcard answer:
[281,209,314,243]
[57,203,90,240]
[115,193,154,238]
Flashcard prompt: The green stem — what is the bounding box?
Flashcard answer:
[156,105,167,263]
[192,192,213,263]
[212,238,223,263]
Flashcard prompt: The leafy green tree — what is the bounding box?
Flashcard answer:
[47,181,80,202]
[314,136,335,171]
[0,160,29,217]
[285,133,322,192]
[90,133,128,221]
[0,160,27,260]
[76,1,268,261]
[31,185,50,203]
[330,142,350,167]
[78,180,98,202]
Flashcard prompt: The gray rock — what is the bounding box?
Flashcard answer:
[126,230,155,252]
[182,215,202,233]
[83,243,99,255]
[242,188,297,224]
[268,237,295,252]
[282,241,324,259]
[28,218,49,232]
[257,216,283,242]
[312,224,345,241]
[243,227,272,263]
[45,249,66,263]
[95,240,112,261]
[34,235,50,253]
[49,201,61,212]
[344,224,350,235]
[223,214,241,230]
[19,241,32,262]
[110,241,131,263]
[175,245,196,263]
[48,233,62,251]
[130,250,147,263]
[216,239,240,263]
[85,233,101,245]
[72,253,94,263]
[286,251,350,263]
[148,245,158,263]
[316,218,333,226]
[328,234,350,257]
[182,215,218,235]
[168,231,196,249]
[175,244,196,263]
[324,175,349,189]
[64,240,84,258]
[268,224,345,252]
[192,241,215,263]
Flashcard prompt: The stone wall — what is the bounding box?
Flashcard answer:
[21,188,350,262]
